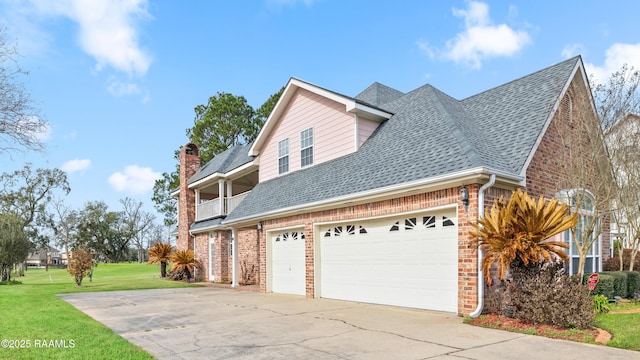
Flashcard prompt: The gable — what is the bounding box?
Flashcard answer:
[258,88,359,182]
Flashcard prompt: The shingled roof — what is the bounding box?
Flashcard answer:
[188,142,255,185]
[224,56,582,223]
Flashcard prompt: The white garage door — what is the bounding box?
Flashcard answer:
[271,230,306,296]
[319,208,458,312]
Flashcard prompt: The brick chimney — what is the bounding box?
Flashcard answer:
[177,143,200,251]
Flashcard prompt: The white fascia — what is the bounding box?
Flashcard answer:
[223,166,523,226]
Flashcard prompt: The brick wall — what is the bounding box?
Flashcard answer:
[236,228,259,285]
[177,143,200,252]
[194,232,208,281]
[257,186,478,315]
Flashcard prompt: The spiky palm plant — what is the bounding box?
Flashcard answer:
[470,189,578,283]
[170,249,199,282]
[148,243,174,278]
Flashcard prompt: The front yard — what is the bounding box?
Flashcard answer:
[466,301,640,351]
[0,263,199,360]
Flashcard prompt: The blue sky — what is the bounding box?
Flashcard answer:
[1,0,639,223]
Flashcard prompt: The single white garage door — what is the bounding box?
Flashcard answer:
[319,208,458,312]
[270,229,306,296]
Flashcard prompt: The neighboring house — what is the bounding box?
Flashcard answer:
[607,113,640,255]
[175,56,611,315]
[25,246,62,267]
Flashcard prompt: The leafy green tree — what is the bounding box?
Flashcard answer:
[0,164,70,270]
[76,201,131,263]
[0,212,30,281]
[188,92,256,164]
[152,88,283,227]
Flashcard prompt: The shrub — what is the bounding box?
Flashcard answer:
[603,249,640,271]
[67,249,94,286]
[509,261,593,329]
[167,268,185,281]
[610,272,629,298]
[593,294,610,314]
[625,271,640,297]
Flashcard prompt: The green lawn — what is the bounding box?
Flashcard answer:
[595,304,640,351]
[0,263,200,360]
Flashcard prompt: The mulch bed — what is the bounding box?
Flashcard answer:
[466,313,606,343]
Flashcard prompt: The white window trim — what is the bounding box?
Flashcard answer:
[557,189,601,275]
[300,127,314,168]
[278,138,289,175]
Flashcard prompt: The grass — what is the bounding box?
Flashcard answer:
[594,301,640,351]
[0,263,200,360]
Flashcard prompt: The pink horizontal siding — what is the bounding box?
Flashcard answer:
[358,117,379,148]
[259,88,356,182]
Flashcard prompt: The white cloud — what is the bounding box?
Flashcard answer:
[561,43,586,59]
[585,43,640,85]
[61,158,91,173]
[34,120,52,142]
[108,165,161,194]
[422,1,530,69]
[107,77,141,97]
[31,0,152,77]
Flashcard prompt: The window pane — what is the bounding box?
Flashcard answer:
[571,257,579,275]
[301,147,313,167]
[278,156,289,174]
[584,258,593,274]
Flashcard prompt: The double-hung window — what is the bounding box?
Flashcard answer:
[300,128,313,167]
[278,139,289,175]
[557,189,600,275]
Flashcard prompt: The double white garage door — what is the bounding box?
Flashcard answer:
[270,208,458,313]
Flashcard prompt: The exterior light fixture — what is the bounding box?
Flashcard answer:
[461,186,469,211]
[257,222,262,231]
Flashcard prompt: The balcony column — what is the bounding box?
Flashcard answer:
[231,227,238,287]
[218,179,225,216]
[226,180,233,214]
[194,189,200,219]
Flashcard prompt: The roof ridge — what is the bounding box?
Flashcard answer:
[427,86,484,167]
[463,56,581,101]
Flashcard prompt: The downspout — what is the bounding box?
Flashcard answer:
[189,230,197,281]
[469,173,496,318]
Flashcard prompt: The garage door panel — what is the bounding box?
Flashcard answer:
[271,230,306,296]
[320,209,458,313]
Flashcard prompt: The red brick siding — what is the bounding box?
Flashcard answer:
[177,143,200,252]
[258,186,479,315]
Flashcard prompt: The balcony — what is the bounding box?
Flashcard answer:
[195,191,251,221]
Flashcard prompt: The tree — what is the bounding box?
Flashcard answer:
[593,64,640,272]
[471,189,577,283]
[152,88,283,227]
[67,248,93,286]
[76,201,130,263]
[120,197,155,263]
[0,213,30,281]
[151,170,178,229]
[170,249,198,282]
[51,198,78,265]
[551,76,615,280]
[148,242,173,278]
[188,92,256,164]
[0,29,48,154]
[0,164,70,273]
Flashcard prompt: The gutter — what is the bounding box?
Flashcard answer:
[224,167,522,226]
[469,173,496,318]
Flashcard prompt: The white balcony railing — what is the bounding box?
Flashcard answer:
[196,198,222,221]
[195,191,251,221]
[227,191,250,214]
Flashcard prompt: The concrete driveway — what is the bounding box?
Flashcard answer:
[60,287,635,360]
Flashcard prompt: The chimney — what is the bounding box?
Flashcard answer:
[177,143,200,251]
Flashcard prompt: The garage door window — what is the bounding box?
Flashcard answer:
[324,224,368,237]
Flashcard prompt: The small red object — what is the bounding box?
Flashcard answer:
[588,273,599,291]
